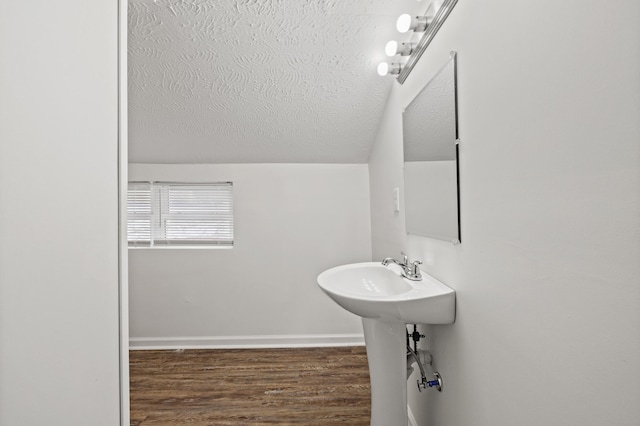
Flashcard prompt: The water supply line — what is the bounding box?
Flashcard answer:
[407,325,443,392]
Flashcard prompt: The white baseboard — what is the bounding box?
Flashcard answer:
[408,405,418,426]
[129,333,365,350]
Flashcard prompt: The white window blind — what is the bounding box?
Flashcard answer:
[127,182,233,248]
[128,182,153,243]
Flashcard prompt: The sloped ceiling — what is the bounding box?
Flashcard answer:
[128,0,425,164]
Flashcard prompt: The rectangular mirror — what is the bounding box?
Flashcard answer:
[403,52,460,243]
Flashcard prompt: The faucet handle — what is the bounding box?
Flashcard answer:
[410,260,422,273]
[400,252,409,266]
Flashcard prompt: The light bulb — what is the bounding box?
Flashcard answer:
[396,14,429,33]
[396,14,412,33]
[385,41,398,57]
[377,62,401,76]
[377,62,390,76]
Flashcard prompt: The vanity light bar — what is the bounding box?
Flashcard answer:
[396,0,459,84]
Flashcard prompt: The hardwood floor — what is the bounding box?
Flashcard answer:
[130,346,371,425]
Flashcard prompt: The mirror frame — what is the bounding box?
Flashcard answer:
[453,52,460,243]
[403,51,461,244]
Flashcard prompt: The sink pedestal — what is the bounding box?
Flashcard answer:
[362,318,408,426]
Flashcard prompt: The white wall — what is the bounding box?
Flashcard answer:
[0,0,122,424]
[128,163,371,348]
[369,1,640,425]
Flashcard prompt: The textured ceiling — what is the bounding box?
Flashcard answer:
[128,0,425,164]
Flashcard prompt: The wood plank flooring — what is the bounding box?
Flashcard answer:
[130,346,371,425]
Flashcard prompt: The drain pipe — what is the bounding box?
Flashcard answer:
[406,325,443,392]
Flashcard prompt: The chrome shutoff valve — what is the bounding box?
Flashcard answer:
[418,372,443,392]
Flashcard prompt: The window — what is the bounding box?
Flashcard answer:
[127,182,233,248]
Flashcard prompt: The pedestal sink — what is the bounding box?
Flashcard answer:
[317,262,456,426]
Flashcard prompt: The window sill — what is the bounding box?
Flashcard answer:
[128,245,233,250]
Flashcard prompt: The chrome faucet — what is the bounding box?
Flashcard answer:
[381,253,422,281]
[382,254,408,268]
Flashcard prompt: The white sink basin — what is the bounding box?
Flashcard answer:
[317,262,455,324]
